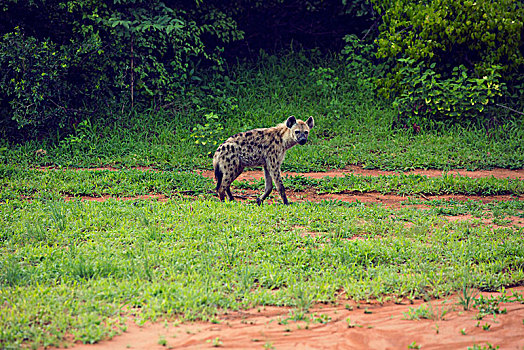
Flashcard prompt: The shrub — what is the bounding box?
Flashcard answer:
[394,59,507,122]
[371,0,523,123]
[0,0,243,138]
[0,29,73,136]
[372,0,523,81]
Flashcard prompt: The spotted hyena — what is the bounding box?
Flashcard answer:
[213,116,314,205]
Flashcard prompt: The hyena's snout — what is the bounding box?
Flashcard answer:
[296,132,308,145]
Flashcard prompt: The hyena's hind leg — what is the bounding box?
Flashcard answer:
[215,159,243,202]
[216,176,234,202]
[216,173,236,202]
[256,165,274,205]
[214,164,226,201]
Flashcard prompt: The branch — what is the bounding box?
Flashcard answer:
[495,103,524,116]
[361,20,379,41]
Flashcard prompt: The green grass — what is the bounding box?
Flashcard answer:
[1,50,523,171]
[1,197,523,348]
[2,166,522,203]
[0,166,214,201]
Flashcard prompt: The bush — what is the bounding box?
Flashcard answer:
[373,0,523,80]
[394,59,507,122]
[0,0,243,138]
[0,29,73,136]
[371,0,523,123]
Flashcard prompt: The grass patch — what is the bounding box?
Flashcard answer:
[1,198,523,348]
[0,166,214,201]
[235,173,524,196]
[2,166,522,203]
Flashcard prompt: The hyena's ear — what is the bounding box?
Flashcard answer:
[286,116,297,129]
[306,116,314,129]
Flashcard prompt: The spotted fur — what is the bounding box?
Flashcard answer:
[213,116,314,205]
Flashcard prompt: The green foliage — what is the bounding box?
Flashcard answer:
[394,59,507,121]
[403,302,450,321]
[468,343,499,350]
[0,28,73,134]
[0,0,243,136]
[188,112,226,156]
[309,67,339,95]
[342,34,384,89]
[371,0,524,122]
[372,0,523,77]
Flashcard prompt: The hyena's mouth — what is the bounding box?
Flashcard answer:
[298,139,307,145]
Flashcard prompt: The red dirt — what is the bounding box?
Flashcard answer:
[198,165,524,181]
[54,165,524,207]
[62,288,524,350]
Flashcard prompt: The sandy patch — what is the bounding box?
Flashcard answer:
[60,288,524,350]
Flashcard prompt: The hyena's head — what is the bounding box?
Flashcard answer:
[286,116,314,145]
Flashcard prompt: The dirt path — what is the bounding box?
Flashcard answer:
[197,165,524,181]
[58,165,523,207]
[63,288,524,350]
[61,166,523,228]
[198,166,523,215]
[40,165,524,180]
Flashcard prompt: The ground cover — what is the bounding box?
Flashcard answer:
[60,287,524,350]
[1,166,523,349]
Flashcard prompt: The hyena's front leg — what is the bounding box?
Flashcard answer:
[269,165,289,205]
[257,165,274,205]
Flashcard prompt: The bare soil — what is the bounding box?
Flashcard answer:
[197,165,524,181]
[63,288,524,350]
[50,167,524,349]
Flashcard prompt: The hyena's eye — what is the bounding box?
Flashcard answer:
[295,130,300,134]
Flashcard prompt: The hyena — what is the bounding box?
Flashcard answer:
[213,116,314,205]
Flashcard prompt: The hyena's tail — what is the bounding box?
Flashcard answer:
[214,162,223,191]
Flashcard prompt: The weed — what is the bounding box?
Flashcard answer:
[263,341,275,349]
[158,336,167,346]
[403,301,449,321]
[467,343,499,350]
[346,317,362,328]
[208,337,223,347]
[473,294,507,318]
[457,276,479,311]
[311,313,331,324]
[408,341,421,349]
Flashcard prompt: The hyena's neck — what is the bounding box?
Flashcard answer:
[283,137,297,150]
[275,124,297,150]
